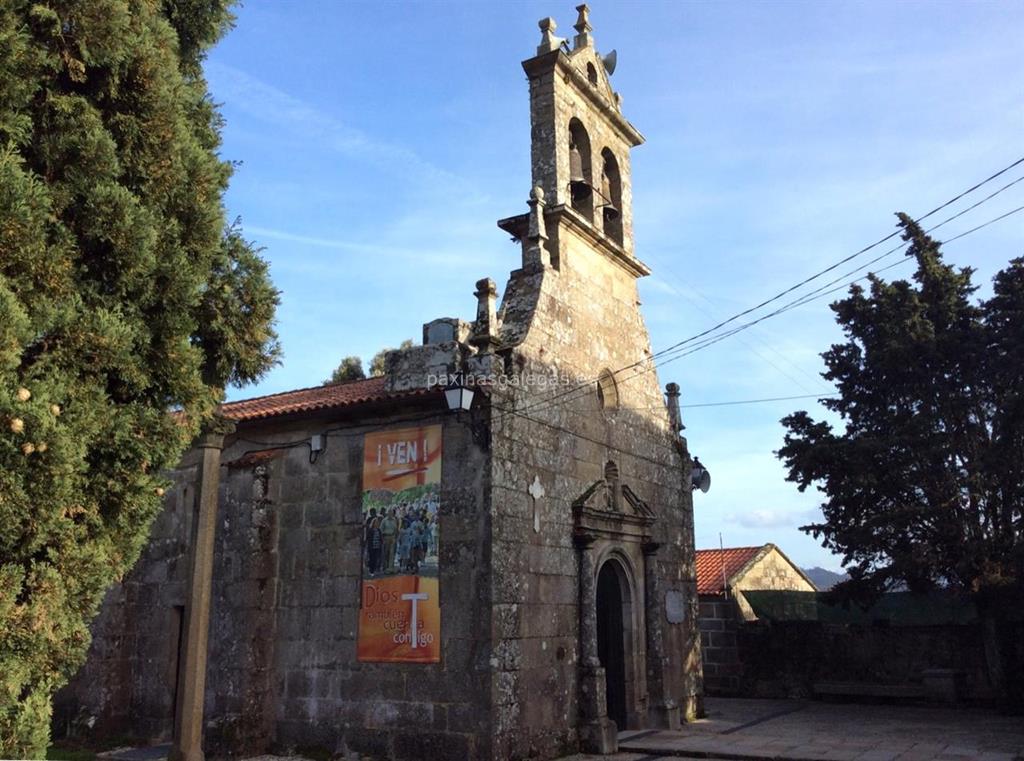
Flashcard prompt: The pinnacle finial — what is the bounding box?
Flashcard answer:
[524,186,550,272]
[527,186,547,242]
[537,17,564,55]
[574,4,592,34]
[573,4,593,49]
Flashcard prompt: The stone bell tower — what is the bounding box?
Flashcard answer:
[526,4,643,259]
[496,3,655,370]
[484,6,702,760]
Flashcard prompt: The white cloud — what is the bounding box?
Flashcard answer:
[724,508,819,530]
[205,61,473,194]
[245,224,485,269]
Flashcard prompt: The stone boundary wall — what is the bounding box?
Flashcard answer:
[697,596,740,696]
[735,619,1024,705]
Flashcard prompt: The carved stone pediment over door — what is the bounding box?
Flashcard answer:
[572,461,655,545]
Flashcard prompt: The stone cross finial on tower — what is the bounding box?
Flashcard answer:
[523,186,550,272]
[537,17,564,55]
[573,4,593,49]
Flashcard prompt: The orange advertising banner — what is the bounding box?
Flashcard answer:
[358,425,442,663]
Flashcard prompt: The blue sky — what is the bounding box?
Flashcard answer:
[208,1,1023,571]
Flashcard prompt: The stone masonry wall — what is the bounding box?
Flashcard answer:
[488,208,701,757]
[698,596,741,696]
[264,413,492,760]
[736,620,1008,703]
[698,549,815,696]
[202,456,280,755]
[56,409,494,760]
[54,458,197,743]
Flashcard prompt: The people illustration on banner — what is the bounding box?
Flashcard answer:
[362,483,440,579]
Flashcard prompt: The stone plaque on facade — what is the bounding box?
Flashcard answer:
[665,590,686,624]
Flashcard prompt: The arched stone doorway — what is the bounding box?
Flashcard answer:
[573,464,656,753]
[596,560,629,730]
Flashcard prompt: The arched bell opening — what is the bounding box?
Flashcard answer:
[568,118,594,221]
[599,148,623,245]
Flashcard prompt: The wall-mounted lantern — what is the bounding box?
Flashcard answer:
[444,372,475,412]
[444,372,488,450]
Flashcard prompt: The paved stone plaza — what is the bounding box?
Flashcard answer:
[559,698,1024,761]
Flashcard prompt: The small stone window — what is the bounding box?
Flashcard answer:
[587,62,598,85]
[597,369,619,410]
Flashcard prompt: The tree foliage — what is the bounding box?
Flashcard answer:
[0,1,279,755]
[324,355,365,385]
[323,339,416,385]
[368,338,413,377]
[779,214,1023,596]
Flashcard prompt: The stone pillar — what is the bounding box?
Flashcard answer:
[575,533,617,754]
[643,542,680,730]
[170,422,234,761]
[665,383,683,435]
[471,277,500,353]
[523,186,550,273]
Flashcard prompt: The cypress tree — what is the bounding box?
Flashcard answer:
[779,215,1023,707]
[0,2,280,755]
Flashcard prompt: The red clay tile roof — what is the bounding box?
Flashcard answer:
[221,376,432,423]
[695,546,765,595]
[225,449,286,469]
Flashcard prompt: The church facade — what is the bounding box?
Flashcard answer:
[56,8,703,760]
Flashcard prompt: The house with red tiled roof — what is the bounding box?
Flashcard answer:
[696,543,816,695]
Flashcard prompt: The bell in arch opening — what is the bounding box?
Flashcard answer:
[568,118,594,219]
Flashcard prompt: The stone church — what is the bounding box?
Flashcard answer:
[56,7,704,760]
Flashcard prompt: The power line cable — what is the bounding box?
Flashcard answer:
[637,159,1024,366]
[644,204,1024,374]
[228,197,1021,470]
[611,392,841,411]
[498,201,1024,421]
[680,392,840,408]
[741,174,1024,314]
[644,256,828,392]
[495,157,1024,424]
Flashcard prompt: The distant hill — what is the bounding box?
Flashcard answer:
[803,567,849,590]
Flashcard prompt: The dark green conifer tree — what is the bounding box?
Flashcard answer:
[0,2,280,754]
[780,214,1023,707]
